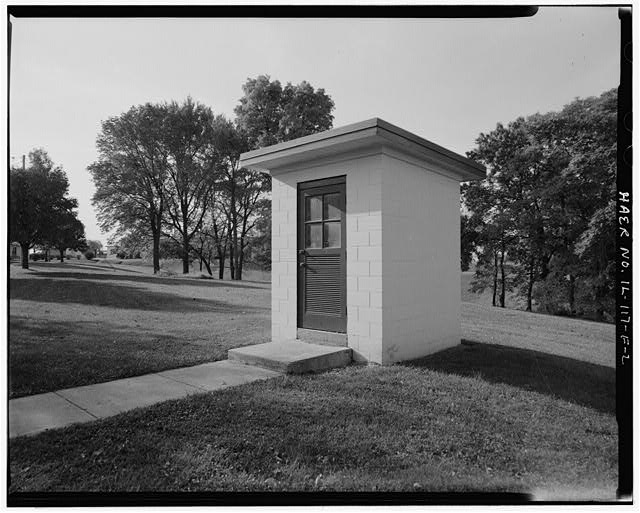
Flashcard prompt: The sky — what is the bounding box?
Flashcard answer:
[9,7,620,245]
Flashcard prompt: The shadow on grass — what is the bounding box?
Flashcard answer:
[404,342,615,415]
[9,277,265,313]
[21,267,267,290]
[16,261,146,273]
[8,317,249,398]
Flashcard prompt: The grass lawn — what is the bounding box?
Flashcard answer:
[9,262,616,496]
[9,347,616,496]
[461,271,614,368]
[9,260,270,398]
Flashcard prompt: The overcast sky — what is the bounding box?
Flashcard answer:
[9,7,620,244]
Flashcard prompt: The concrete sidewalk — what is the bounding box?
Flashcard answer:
[9,360,281,439]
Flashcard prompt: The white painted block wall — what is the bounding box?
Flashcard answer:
[270,153,385,363]
[381,151,461,363]
[271,150,461,365]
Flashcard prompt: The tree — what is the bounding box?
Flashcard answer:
[228,75,335,279]
[209,200,230,279]
[234,75,335,149]
[89,103,168,273]
[462,175,515,308]
[86,240,103,257]
[48,210,87,262]
[234,76,283,149]
[460,214,477,272]
[161,98,222,274]
[467,118,549,310]
[112,226,150,260]
[245,203,272,271]
[190,225,217,276]
[10,149,77,269]
[212,119,263,280]
[527,90,616,317]
[278,81,336,141]
[573,200,616,321]
[463,88,617,320]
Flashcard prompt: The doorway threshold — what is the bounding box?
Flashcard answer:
[297,328,347,347]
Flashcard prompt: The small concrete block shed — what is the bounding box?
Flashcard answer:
[239,118,485,365]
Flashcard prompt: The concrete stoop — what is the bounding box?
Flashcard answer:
[228,341,352,374]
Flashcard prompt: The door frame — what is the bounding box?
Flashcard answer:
[297,175,347,333]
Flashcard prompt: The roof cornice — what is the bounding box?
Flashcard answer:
[239,118,486,182]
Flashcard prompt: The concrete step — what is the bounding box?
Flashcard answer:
[228,341,352,374]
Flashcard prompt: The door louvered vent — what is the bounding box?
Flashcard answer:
[304,254,343,315]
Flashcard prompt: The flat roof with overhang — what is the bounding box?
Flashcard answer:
[239,117,486,182]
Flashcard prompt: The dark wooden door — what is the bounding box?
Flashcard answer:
[297,176,346,333]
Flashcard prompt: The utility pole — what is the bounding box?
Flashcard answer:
[22,154,25,171]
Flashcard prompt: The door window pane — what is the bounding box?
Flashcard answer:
[324,193,341,220]
[305,223,322,248]
[323,222,341,248]
[305,195,322,221]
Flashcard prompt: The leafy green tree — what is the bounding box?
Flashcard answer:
[158,236,183,260]
[228,75,335,279]
[86,240,103,257]
[528,90,616,318]
[463,89,617,320]
[212,118,266,280]
[109,222,152,259]
[234,75,334,149]
[278,81,336,142]
[471,119,550,310]
[460,214,477,272]
[245,201,272,271]
[89,103,168,273]
[10,149,77,269]
[48,210,87,262]
[161,98,222,274]
[462,174,515,308]
[573,200,616,321]
[234,76,283,149]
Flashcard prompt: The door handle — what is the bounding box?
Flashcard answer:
[299,262,307,268]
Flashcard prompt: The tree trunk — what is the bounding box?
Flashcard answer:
[539,253,551,280]
[526,257,534,311]
[59,249,65,262]
[568,274,576,316]
[20,243,29,269]
[151,218,161,274]
[229,242,235,280]
[202,257,213,276]
[211,214,225,280]
[152,232,160,274]
[233,235,243,281]
[492,250,498,307]
[237,245,244,281]
[236,214,250,281]
[230,175,240,281]
[499,247,506,308]
[217,245,226,280]
[182,235,190,274]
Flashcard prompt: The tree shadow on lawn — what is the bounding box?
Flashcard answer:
[64,262,147,274]
[23,268,267,290]
[20,261,146,274]
[404,342,615,416]
[9,277,265,313]
[9,317,267,398]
